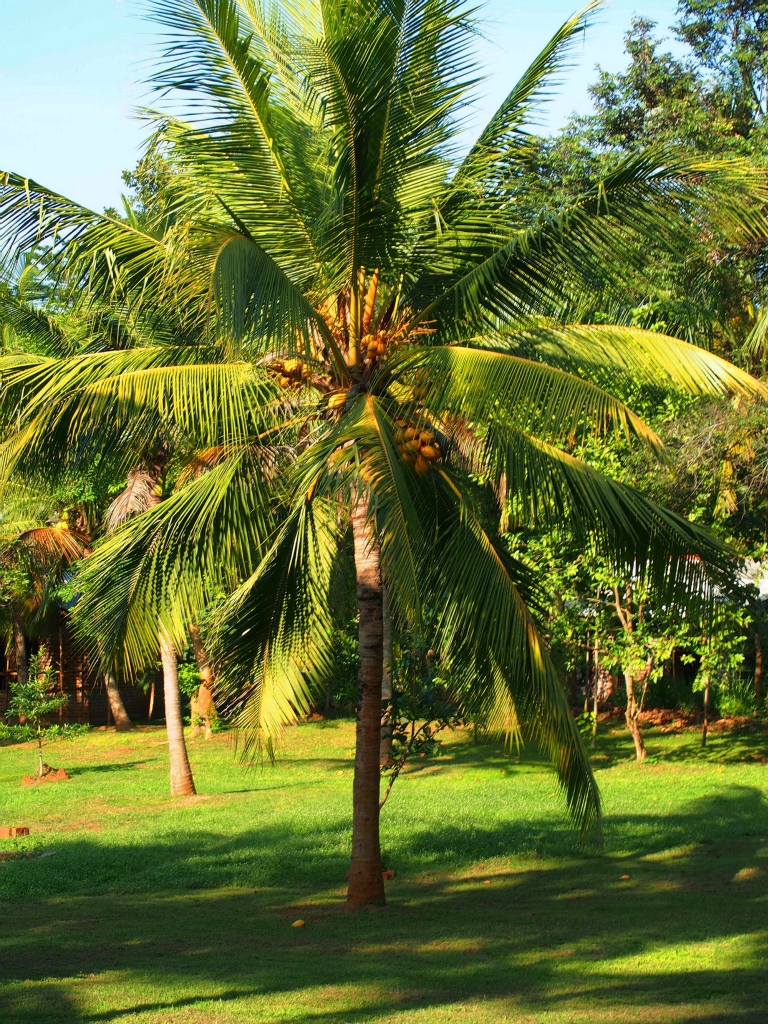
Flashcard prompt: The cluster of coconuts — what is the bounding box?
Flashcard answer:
[395,420,441,476]
[327,388,348,411]
[270,357,307,388]
[362,329,391,361]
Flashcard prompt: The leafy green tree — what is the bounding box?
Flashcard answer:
[1,0,766,909]
[676,0,768,138]
[513,10,768,355]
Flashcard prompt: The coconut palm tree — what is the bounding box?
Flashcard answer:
[0,270,236,785]
[1,0,767,908]
[0,486,85,698]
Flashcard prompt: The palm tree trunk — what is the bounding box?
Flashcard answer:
[159,628,196,797]
[591,625,599,749]
[624,672,646,761]
[189,621,215,740]
[701,675,710,748]
[104,669,133,731]
[379,584,393,765]
[13,614,28,687]
[755,632,762,716]
[347,498,385,910]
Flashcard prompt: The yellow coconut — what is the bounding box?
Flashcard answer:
[414,454,429,476]
[328,391,348,410]
[420,444,440,461]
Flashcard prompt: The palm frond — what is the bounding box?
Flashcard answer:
[0,351,280,482]
[0,172,169,300]
[428,469,600,837]
[489,430,732,598]
[205,229,348,375]
[212,494,339,753]
[147,0,325,276]
[15,525,85,563]
[447,1,601,202]
[394,343,664,450]
[413,152,768,335]
[477,324,768,398]
[0,289,75,357]
[105,469,160,533]
[311,0,476,276]
[72,448,272,670]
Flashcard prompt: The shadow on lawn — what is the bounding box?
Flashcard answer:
[66,761,153,776]
[584,719,768,766]
[1,788,767,1023]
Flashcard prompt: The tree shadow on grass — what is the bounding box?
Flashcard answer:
[84,989,256,1021]
[585,721,768,767]
[66,762,153,776]
[1,788,766,1023]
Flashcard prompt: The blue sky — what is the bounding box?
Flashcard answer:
[1,0,686,211]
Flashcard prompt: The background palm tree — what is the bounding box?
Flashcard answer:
[0,267,262,788]
[1,0,767,908]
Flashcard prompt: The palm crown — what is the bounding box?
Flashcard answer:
[1,0,767,908]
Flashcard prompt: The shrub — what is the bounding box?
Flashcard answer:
[717,677,756,718]
[0,721,91,744]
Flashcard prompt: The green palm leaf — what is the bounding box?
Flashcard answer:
[447,1,602,204]
[0,349,283,476]
[212,494,339,753]
[71,448,272,671]
[487,430,730,595]
[476,324,768,398]
[395,343,664,449]
[414,151,768,335]
[428,469,600,837]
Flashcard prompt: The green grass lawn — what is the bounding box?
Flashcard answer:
[1,718,767,1024]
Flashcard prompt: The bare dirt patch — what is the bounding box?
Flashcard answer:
[22,767,70,786]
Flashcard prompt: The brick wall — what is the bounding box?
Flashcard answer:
[1,616,165,725]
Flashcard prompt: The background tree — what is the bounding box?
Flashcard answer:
[515,7,768,357]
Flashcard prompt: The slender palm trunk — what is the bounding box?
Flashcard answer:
[755,632,763,716]
[701,675,710,748]
[347,499,385,910]
[380,584,393,765]
[189,621,215,740]
[159,628,196,797]
[591,624,599,749]
[13,615,28,687]
[624,672,647,761]
[104,669,133,731]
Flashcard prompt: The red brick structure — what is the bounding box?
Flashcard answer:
[0,618,162,726]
